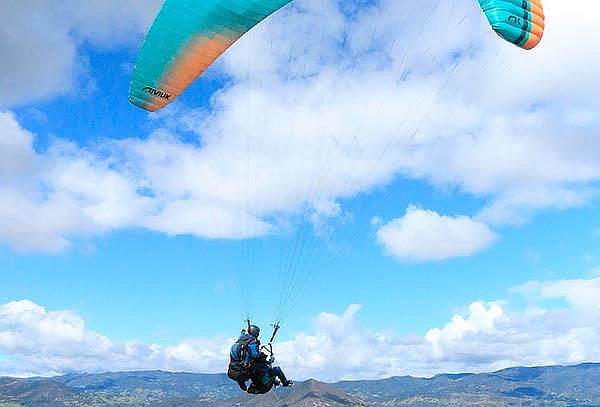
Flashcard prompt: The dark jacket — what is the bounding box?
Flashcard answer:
[227,334,260,383]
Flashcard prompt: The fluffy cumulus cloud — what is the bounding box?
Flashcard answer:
[0,112,152,252]
[0,299,231,377]
[2,277,600,379]
[0,0,599,252]
[376,206,497,261]
[288,278,600,380]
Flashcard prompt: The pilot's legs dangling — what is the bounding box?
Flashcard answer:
[272,366,292,387]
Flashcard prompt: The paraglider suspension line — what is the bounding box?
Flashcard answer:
[269,323,281,345]
[262,323,281,357]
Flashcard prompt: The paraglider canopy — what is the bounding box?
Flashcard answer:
[129,0,545,112]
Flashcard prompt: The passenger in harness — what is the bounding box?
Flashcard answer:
[227,324,261,391]
[247,351,292,394]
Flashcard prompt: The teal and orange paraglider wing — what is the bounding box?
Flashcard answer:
[479,0,545,50]
[131,0,547,112]
[129,0,292,112]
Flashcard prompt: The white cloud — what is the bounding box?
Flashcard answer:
[514,278,600,311]
[376,206,497,262]
[3,277,600,380]
[0,299,230,377]
[0,112,156,252]
[0,189,94,253]
[143,200,271,239]
[60,0,162,48]
[0,0,161,106]
[0,112,37,184]
[0,4,78,107]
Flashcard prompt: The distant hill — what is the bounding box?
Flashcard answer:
[0,363,599,406]
[335,363,600,406]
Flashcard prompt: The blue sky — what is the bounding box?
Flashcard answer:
[0,0,599,380]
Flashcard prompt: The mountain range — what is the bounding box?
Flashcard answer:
[0,363,599,406]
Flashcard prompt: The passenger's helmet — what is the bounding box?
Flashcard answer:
[248,325,260,338]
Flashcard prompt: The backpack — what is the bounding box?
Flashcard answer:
[227,335,258,382]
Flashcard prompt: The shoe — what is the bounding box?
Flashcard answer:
[282,380,293,387]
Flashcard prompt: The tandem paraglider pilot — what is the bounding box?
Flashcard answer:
[227,323,292,394]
